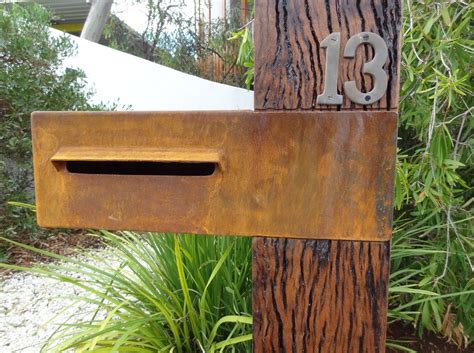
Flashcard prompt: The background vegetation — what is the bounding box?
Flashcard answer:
[0,4,108,254]
[0,1,472,352]
[388,0,473,344]
[103,0,247,86]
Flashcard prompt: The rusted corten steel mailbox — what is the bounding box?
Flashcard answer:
[32,0,402,351]
[32,110,396,242]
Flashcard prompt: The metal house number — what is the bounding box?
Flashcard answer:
[316,32,389,105]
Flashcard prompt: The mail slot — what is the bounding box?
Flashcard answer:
[51,147,221,176]
[31,111,397,241]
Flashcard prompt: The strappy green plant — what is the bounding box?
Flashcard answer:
[1,232,253,352]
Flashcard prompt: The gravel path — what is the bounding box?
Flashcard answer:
[0,249,116,353]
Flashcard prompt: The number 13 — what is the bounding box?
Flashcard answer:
[316,32,389,106]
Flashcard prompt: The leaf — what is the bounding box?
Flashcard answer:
[423,17,437,35]
[441,7,451,26]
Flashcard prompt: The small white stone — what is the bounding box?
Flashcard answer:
[0,248,117,352]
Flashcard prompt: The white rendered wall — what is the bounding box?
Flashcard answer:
[54,29,254,111]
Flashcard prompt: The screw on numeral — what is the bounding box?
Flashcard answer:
[316,32,343,105]
[316,31,389,106]
[344,32,389,105]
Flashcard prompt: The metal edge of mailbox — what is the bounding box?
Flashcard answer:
[31,110,397,241]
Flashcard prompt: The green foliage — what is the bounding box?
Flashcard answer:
[229,0,254,89]
[389,214,473,347]
[1,232,253,352]
[0,4,108,239]
[391,0,473,343]
[229,26,254,89]
[103,0,247,86]
[396,1,473,215]
[104,1,187,62]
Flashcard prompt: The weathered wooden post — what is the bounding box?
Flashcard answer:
[252,0,402,352]
[31,1,402,352]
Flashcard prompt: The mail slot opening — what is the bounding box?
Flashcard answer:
[65,161,217,176]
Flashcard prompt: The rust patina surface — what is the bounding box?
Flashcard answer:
[32,110,396,241]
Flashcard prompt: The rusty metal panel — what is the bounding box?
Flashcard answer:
[31,111,397,241]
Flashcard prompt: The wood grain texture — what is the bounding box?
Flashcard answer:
[252,0,400,351]
[254,0,402,111]
[253,239,390,353]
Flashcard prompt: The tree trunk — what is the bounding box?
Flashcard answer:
[81,0,114,43]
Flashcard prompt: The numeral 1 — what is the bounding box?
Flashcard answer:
[316,32,343,105]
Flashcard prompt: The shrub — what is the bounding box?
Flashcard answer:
[389,0,473,342]
[0,4,108,240]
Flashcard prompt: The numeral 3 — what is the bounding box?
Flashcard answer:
[317,32,389,106]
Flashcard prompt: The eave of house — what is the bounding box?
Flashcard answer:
[26,0,91,24]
